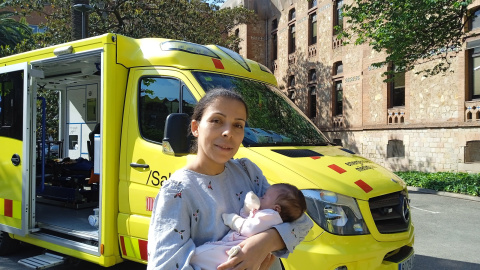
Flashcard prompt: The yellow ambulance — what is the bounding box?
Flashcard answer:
[0,34,414,269]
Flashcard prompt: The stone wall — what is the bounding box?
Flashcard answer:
[325,127,480,173]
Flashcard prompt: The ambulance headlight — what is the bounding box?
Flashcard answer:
[302,190,369,235]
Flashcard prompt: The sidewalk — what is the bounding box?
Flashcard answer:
[407,186,480,202]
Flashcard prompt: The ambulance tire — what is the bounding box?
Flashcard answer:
[0,231,21,255]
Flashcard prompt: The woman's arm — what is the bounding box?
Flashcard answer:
[147,180,198,270]
[241,158,314,256]
[217,228,284,270]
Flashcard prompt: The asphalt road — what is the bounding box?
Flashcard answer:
[408,190,480,270]
[1,190,479,269]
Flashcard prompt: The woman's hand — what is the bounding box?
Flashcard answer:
[217,229,285,270]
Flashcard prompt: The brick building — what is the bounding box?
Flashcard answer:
[222,0,480,173]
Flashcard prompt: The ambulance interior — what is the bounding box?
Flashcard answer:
[33,51,102,251]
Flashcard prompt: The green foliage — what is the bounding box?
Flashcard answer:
[6,0,255,50]
[396,171,480,196]
[340,0,474,79]
[0,1,32,49]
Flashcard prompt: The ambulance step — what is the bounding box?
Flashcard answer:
[18,253,64,269]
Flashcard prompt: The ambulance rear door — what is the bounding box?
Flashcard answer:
[0,62,37,236]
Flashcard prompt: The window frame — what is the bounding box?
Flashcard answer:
[388,65,406,108]
[288,8,296,54]
[287,75,296,102]
[271,18,278,61]
[334,0,344,35]
[469,8,480,31]
[309,12,318,45]
[308,69,317,119]
[468,47,480,100]
[332,61,344,116]
[289,8,296,21]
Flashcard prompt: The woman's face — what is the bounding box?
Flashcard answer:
[191,97,247,172]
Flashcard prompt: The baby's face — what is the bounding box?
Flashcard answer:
[259,186,281,210]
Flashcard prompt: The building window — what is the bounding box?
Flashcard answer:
[272,33,278,60]
[309,13,317,45]
[309,69,317,82]
[334,81,343,116]
[334,61,343,75]
[334,0,344,34]
[333,61,343,116]
[469,47,480,100]
[389,65,406,107]
[465,141,480,163]
[308,69,317,118]
[289,8,296,21]
[309,0,318,9]
[470,9,480,31]
[309,86,317,118]
[288,75,296,102]
[387,140,405,158]
[271,18,278,62]
[332,139,342,146]
[289,24,296,53]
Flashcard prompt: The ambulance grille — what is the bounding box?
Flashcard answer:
[369,191,410,234]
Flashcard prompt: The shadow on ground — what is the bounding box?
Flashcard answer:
[415,255,480,270]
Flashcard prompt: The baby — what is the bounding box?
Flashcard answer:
[190,183,307,269]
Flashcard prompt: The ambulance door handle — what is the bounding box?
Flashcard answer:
[11,154,21,166]
[130,163,149,169]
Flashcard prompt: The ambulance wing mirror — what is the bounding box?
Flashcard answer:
[163,113,191,156]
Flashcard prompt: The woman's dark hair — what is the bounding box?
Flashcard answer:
[190,88,248,153]
[272,183,307,222]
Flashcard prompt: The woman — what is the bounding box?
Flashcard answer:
[147,88,312,270]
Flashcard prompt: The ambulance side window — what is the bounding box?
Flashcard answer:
[0,71,23,140]
[138,77,195,143]
[182,85,196,117]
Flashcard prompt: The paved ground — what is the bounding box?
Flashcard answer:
[1,188,479,269]
[408,189,480,270]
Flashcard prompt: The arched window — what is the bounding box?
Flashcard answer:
[289,8,296,21]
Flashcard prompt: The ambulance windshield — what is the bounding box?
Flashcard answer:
[193,72,329,146]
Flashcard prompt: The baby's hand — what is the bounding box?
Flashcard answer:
[244,191,260,213]
[222,213,243,231]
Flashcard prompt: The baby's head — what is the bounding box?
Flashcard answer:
[259,183,307,222]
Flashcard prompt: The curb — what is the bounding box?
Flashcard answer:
[407,186,480,202]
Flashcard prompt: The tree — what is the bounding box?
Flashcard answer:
[339,0,474,77]
[7,0,255,50]
[0,1,31,48]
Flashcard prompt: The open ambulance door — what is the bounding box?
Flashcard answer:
[0,62,41,236]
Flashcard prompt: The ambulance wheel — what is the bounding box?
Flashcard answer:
[0,231,21,255]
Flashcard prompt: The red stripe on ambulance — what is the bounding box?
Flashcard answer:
[120,236,127,256]
[328,164,346,174]
[4,199,12,217]
[138,239,148,261]
[146,197,154,211]
[355,180,373,193]
[212,58,224,69]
